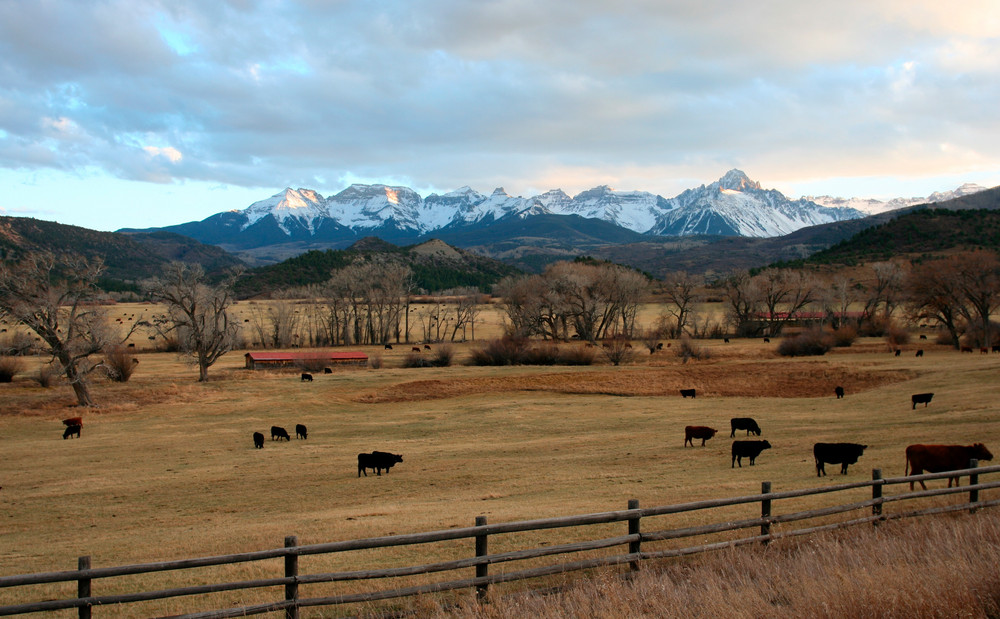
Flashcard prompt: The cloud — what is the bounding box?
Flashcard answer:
[0,0,997,204]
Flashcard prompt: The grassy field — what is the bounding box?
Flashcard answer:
[1,325,998,616]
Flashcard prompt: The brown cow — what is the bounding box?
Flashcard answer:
[904,443,994,490]
[684,426,717,447]
[62,417,83,427]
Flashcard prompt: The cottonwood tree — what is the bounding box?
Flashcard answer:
[661,271,700,337]
[0,252,138,406]
[722,269,763,336]
[908,251,1000,348]
[144,263,241,382]
[757,269,818,336]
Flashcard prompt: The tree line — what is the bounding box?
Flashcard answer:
[1,249,998,407]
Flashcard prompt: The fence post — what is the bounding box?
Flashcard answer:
[77,556,91,619]
[628,499,641,573]
[284,535,298,619]
[475,516,489,601]
[969,459,979,514]
[872,468,883,525]
[760,482,772,544]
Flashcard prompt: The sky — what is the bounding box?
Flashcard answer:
[1,0,999,232]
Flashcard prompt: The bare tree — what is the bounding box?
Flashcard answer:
[0,252,138,406]
[757,270,818,336]
[823,275,857,328]
[951,251,1000,347]
[722,269,763,336]
[145,263,241,382]
[859,262,905,327]
[661,271,700,337]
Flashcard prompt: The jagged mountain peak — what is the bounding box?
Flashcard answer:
[717,169,761,192]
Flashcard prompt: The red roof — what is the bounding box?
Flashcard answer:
[245,351,368,361]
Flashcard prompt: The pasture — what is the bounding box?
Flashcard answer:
[1,332,999,615]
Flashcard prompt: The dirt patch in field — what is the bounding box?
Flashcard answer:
[353,361,917,403]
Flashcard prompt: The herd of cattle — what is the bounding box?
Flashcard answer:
[250,423,405,479]
[251,424,309,448]
[681,385,993,484]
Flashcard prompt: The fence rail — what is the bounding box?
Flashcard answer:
[1,462,997,618]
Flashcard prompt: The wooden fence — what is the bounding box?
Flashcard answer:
[2,461,999,618]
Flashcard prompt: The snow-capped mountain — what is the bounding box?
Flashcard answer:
[805,182,988,215]
[649,170,865,237]
[150,170,988,252]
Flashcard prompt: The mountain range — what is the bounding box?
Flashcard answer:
[125,170,987,267]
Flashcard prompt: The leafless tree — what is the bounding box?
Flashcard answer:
[661,271,700,337]
[823,275,858,328]
[0,252,138,406]
[757,269,818,336]
[859,261,905,326]
[144,263,242,382]
[722,269,763,336]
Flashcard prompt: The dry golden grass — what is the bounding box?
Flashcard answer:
[0,332,998,616]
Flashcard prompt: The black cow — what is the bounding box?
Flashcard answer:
[911,393,934,409]
[324,367,332,374]
[684,426,717,447]
[732,440,771,467]
[384,344,393,350]
[301,373,313,382]
[724,338,730,343]
[680,388,696,398]
[814,442,867,476]
[915,349,924,357]
[993,345,1000,353]
[894,349,901,356]
[295,424,308,440]
[730,417,761,437]
[763,337,770,343]
[834,386,845,399]
[271,426,291,441]
[919,334,927,340]
[62,424,81,440]
[253,432,264,449]
[357,451,404,477]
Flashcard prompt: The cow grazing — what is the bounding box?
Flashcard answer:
[905,443,994,489]
[919,334,927,340]
[253,432,264,449]
[993,345,1000,353]
[834,386,845,399]
[684,426,717,447]
[412,347,421,352]
[730,417,762,438]
[814,443,867,476]
[301,373,313,382]
[295,424,308,440]
[323,367,332,374]
[961,346,973,353]
[724,338,730,343]
[680,388,696,398]
[763,337,770,343]
[424,344,431,350]
[911,393,934,409]
[271,426,291,441]
[732,440,771,467]
[894,349,901,357]
[357,451,404,477]
[384,344,393,350]
[655,342,663,350]
[981,347,989,354]
[63,424,81,439]
[62,417,83,427]
[915,349,924,357]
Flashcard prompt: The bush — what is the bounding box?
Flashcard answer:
[33,364,59,388]
[522,343,560,365]
[558,346,596,366]
[935,331,955,346]
[368,352,383,369]
[778,328,833,357]
[858,317,888,337]
[601,336,635,366]
[0,332,35,356]
[103,346,138,383]
[431,345,454,367]
[469,337,530,366]
[295,357,329,373]
[676,337,710,364]
[0,355,23,383]
[402,352,434,368]
[885,324,911,350]
[832,325,857,347]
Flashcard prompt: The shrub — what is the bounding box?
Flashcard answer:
[522,343,560,365]
[885,324,911,349]
[431,345,454,367]
[469,337,530,366]
[858,317,888,337]
[402,352,434,368]
[103,346,138,383]
[935,331,955,346]
[296,357,329,373]
[558,346,596,366]
[368,352,383,369]
[0,355,23,383]
[832,325,857,347]
[33,364,59,388]
[676,336,710,363]
[778,328,833,357]
[0,332,35,356]
[601,335,635,366]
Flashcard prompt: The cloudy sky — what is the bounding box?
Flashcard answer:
[1,0,999,231]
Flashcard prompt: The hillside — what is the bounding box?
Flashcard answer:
[0,217,243,290]
[234,237,522,297]
[802,208,1000,265]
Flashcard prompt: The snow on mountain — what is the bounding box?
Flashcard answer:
[242,188,328,234]
[805,182,988,215]
[647,170,865,237]
[325,184,424,232]
[224,171,987,243]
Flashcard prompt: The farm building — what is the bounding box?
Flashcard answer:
[244,351,368,370]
